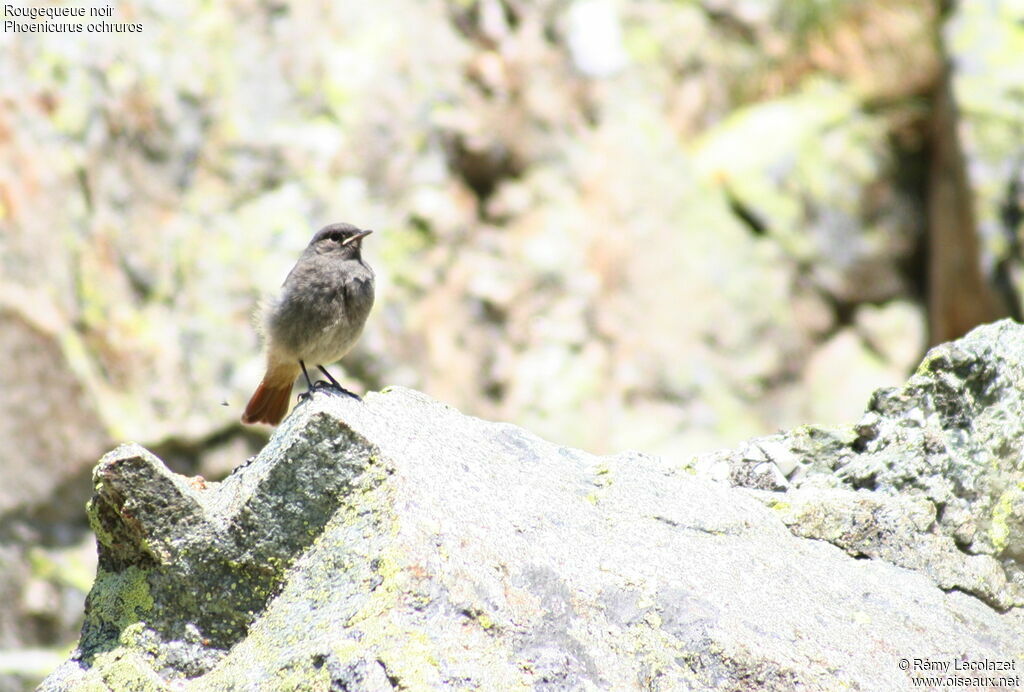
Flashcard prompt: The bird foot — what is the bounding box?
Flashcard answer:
[300,380,361,401]
[314,380,362,400]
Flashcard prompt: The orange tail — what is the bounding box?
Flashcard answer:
[242,364,300,425]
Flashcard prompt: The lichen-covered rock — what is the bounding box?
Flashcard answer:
[43,374,1023,690]
[704,319,1024,611]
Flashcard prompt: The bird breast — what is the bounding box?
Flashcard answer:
[266,259,375,363]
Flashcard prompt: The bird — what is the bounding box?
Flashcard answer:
[242,222,375,425]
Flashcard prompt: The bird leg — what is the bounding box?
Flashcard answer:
[297,360,315,402]
[315,364,361,400]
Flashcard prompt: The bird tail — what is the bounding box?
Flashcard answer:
[242,362,300,425]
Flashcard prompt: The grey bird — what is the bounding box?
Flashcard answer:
[242,222,375,425]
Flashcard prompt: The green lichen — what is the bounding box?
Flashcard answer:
[592,464,613,488]
[915,349,947,376]
[86,498,115,549]
[680,456,699,474]
[989,483,1024,554]
[90,648,169,691]
[376,627,441,684]
[90,566,155,631]
[618,614,695,686]
[266,654,333,691]
[65,677,112,692]
[328,536,446,689]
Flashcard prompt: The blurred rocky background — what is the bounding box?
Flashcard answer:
[1,0,1023,688]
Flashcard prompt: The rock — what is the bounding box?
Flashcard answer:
[0,299,108,692]
[712,319,1024,611]
[41,320,1024,689]
[0,301,110,521]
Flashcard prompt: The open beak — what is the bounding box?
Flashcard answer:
[343,229,373,245]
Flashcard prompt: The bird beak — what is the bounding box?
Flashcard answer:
[343,229,373,245]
